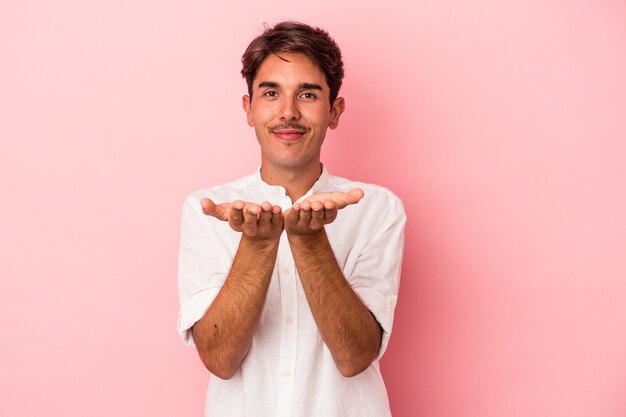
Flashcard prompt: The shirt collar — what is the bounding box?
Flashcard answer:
[252,164,330,201]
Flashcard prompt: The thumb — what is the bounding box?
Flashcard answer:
[345,188,365,205]
[336,188,365,209]
[201,198,230,221]
[201,198,216,215]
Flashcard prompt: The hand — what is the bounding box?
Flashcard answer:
[301,188,364,209]
[201,198,284,240]
[284,188,364,236]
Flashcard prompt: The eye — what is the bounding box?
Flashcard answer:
[300,92,317,100]
[262,90,278,98]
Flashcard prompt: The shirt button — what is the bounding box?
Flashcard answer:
[282,371,291,378]
[285,317,293,325]
[281,266,291,275]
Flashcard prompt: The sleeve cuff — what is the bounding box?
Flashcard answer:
[177,287,221,346]
[354,287,398,359]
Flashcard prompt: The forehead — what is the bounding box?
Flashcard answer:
[254,52,328,89]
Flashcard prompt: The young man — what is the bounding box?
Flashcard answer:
[178,21,406,417]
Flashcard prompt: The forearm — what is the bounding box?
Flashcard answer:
[192,234,279,379]
[288,229,382,377]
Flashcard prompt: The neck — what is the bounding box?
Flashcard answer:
[260,161,322,202]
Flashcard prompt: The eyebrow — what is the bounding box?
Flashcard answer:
[258,81,279,89]
[300,83,322,90]
[257,81,323,90]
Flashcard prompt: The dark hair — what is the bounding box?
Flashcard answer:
[241,21,344,106]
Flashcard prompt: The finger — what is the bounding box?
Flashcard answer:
[323,200,337,211]
[346,188,365,204]
[228,201,245,228]
[258,201,273,224]
[215,203,232,220]
[243,203,261,219]
[285,205,300,226]
[324,207,338,224]
[201,198,231,221]
[335,188,365,209]
[310,200,324,211]
[298,203,312,225]
[261,201,272,211]
[271,205,283,227]
[311,201,325,220]
[201,198,216,216]
[243,205,260,229]
[310,202,325,228]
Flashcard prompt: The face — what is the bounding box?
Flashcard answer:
[242,52,345,176]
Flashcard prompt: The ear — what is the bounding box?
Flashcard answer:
[242,95,255,127]
[329,97,345,129]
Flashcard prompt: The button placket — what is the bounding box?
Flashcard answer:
[276,237,298,417]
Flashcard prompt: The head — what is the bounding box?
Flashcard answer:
[241,21,344,107]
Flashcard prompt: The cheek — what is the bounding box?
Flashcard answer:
[250,106,275,126]
[313,113,332,129]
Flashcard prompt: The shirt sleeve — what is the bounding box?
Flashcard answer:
[348,194,406,358]
[177,194,234,346]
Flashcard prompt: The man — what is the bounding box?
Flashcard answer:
[178,21,406,417]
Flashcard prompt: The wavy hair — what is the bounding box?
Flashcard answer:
[241,21,344,106]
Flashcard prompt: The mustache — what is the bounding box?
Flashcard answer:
[268,123,310,132]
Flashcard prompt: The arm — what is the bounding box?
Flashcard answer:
[191,200,283,379]
[284,190,382,377]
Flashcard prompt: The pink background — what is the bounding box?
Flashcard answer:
[1,1,625,416]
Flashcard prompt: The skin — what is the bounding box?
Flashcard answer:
[242,52,345,201]
[192,52,382,379]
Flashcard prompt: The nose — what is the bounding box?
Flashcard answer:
[280,96,300,120]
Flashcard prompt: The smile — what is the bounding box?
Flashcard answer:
[269,124,310,142]
[272,129,306,141]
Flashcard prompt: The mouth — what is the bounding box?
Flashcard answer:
[272,129,306,141]
[269,124,310,142]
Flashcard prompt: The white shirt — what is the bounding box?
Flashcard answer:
[178,166,406,417]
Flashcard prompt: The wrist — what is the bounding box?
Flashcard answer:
[240,233,281,252]
[286,227,327,246]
